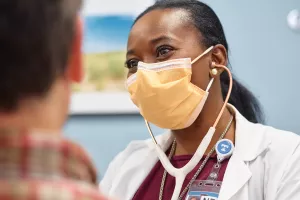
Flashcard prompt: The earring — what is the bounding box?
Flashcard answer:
[211,68,218,76]
[210,62,218,77]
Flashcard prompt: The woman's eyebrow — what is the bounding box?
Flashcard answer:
[126,35,175,57]
[149,35,173,45]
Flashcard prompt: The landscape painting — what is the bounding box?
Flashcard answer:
[70,0,154,114]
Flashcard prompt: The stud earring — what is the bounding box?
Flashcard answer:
[210,62,218,77]
[211,68,218,76]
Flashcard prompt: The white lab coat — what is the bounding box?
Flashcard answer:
[100,106,300,200]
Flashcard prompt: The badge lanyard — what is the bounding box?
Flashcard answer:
[159,116,234,200]
[185,139,234,200]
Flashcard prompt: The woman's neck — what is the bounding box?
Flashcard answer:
[172,99,236,156]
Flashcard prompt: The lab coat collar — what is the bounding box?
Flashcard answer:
[146,104,271,162]
[231,104,271,161]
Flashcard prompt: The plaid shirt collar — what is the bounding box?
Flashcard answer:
[0,128,98,185]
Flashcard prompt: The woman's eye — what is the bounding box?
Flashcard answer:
[125,59,139,69]
[156,46,173,57]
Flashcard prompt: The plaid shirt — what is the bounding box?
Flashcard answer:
[0,128,109,200]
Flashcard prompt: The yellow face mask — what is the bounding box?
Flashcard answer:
[126,46,214,130]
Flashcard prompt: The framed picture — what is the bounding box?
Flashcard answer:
[69,0,155,115]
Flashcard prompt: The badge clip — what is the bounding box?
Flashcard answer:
[215,139,234,163]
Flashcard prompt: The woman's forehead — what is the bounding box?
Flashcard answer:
[128,9,193,44]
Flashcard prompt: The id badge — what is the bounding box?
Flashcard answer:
[185,180,222,200]
[185,163,222,200]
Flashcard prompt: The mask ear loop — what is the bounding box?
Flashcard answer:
[210,62,233,128]
[191,46,214,65]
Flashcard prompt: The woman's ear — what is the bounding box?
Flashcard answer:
[212,44,227,65]
[210,44,228,76]
[67,16,83,83]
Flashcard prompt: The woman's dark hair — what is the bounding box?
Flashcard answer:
[133,0,264,123]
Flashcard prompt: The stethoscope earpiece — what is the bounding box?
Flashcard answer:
[211,61,216,68]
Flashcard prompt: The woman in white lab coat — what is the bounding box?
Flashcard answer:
[100,0,300,200]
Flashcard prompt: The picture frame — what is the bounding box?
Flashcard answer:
[70,0,154,115]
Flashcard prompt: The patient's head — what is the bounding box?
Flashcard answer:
[0,0,83,131]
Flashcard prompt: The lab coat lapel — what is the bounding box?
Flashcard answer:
[217,105,271,200]
[110,132,174,200]
[218,106,252,200]
[126,150,159,200]
[218,151,252,200]
[109,147,159,200]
